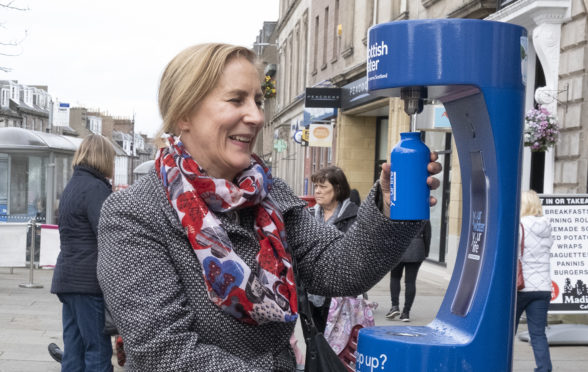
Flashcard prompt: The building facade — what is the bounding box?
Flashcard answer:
[269,0,588,278]
[0,81,51,132]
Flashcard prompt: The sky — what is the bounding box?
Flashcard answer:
[0,0,279,136]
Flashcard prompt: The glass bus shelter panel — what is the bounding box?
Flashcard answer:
[0,155,7,222]
[7,154,48,223]
[53,154,73,223]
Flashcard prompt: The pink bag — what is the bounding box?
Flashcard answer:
[323,296,378,355]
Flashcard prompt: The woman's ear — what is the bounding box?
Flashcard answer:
[177,118,190,133]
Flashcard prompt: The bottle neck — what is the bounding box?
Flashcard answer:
[400,131,422,140]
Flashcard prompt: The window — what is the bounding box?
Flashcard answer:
[0,157,8,202]
[364,0,374,44]
[10,156,28,215]
[288,33,294,101]
[302,13,308,88]
[322,7,329,68]
[1,89,8,107]
[294,24,300,95]
[313,15,319,73]
[333,0,339,61]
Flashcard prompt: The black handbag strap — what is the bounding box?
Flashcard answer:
[290,250,319,340]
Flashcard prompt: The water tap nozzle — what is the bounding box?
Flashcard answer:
[400,86,428,116]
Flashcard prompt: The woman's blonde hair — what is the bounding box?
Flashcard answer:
[156,43,257,145]
[73,134,116,179]
[520,189,543,217]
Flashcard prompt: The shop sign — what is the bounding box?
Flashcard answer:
[341,76,377,110]
[274,139,287,153]
[540,194,588,313]
[304,87,342,108]
[309,123,333,147]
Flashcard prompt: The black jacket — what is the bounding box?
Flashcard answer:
[310,199,359,233]
[401,220,431,263]
[51,165,112,295]
[333,200,359,233]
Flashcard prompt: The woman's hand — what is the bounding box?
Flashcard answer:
[379,151,443,208]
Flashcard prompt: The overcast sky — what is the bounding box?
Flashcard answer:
[0,0,279,136]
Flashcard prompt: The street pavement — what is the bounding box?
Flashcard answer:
[1,264,587,371]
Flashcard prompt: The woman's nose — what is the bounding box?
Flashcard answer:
[245,100,264,127]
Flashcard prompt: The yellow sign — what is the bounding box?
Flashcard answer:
[301,128,309,146]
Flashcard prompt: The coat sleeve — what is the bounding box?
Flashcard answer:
[97,191,271,372]
[279,180,424,297]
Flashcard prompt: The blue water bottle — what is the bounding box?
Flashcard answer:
[389,132,430,220]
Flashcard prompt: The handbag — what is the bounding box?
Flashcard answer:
[517,223,525,291]
[324,295,378,355]
[298,288,348,372]
[292,255,347,371]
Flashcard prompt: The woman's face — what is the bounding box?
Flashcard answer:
[179,57,264,180]
[314,180,337,208]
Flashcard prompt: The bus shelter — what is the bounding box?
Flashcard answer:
[0,127,82,225]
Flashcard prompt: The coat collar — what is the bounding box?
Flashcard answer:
[74,165,112,191]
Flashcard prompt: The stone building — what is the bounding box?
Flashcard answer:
[0,81,51,133]
[270,0,588,276]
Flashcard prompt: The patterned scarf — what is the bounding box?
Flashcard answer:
[155,136,297,325]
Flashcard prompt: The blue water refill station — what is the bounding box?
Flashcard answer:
[357,19,527,371]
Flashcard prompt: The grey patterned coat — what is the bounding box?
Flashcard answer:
[97,169,421,371]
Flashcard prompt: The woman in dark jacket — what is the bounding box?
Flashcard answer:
[308,166,359,332]
[51,134,115,372]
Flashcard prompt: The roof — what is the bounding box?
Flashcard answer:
[133,160,155,174]
[0,127,82,152]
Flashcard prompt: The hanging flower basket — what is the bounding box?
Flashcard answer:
[262,75,276,99]
[524,106,560,152]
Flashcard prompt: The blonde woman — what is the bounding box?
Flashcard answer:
[515,189,553,372]
[97,43,442,371]
[50,134,115,371]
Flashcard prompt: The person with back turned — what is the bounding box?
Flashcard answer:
[50,134,115,372]
[515,189,553,372]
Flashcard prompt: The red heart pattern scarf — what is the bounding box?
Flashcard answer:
[155,137,298,325]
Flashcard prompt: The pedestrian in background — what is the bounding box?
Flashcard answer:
[386,220,431,322]
[310,167,378,358]
[349,188,361,206]
[308,166,359,332]
[97,43,442,371]
[515,189,553,372]
[50,134,115,372]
